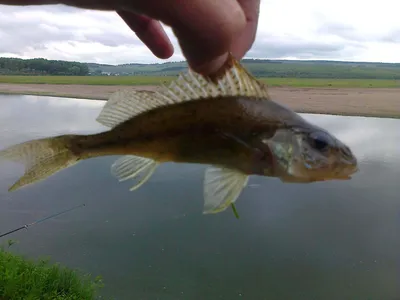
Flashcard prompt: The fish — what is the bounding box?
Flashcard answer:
[0,54,358,216]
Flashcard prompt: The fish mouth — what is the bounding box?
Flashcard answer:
[316,175,351,182]
[335,175,353,180]
[314,173,353,182]
[331,165,358,180]
[314,164,358,181]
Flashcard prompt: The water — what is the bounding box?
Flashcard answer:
[0,94,399,300]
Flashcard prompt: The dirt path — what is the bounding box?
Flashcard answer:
[0,83,399,118]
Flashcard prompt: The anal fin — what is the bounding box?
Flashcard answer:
[203,166,249,215]
[111,155,159,191]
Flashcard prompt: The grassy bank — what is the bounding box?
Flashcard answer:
[0,241,104,300]
[0,75,172,86]
[0,75,399,88]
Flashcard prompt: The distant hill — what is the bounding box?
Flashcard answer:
[87,58,400,79]
[2,57,400,79]
[86,61,188,76]
[0,57,89,76]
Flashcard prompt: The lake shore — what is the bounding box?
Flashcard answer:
[0,83,399,118]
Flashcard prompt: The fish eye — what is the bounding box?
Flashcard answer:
[308,131,332,152]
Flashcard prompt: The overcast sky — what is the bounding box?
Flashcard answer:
[0,0,399,64]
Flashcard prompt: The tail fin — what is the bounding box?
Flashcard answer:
[0,135,80,192]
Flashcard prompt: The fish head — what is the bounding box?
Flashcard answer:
[262,126,358,183]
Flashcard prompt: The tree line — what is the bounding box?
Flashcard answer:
[2,57,400,80]
[0,58,89,76]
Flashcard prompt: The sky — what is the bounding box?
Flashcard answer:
[0,0,399,65]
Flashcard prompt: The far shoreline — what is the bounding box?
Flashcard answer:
[0,83,399,119]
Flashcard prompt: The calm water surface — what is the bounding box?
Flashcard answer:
[0,94,399,300]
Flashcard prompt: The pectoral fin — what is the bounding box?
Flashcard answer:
[203,166,249,215]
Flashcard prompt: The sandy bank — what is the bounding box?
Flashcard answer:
[0,83,399,118]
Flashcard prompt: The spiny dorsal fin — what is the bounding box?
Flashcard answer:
[96,90,165,128]
[96,54,270,128]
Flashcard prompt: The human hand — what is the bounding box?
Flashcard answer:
[3,0,260,76]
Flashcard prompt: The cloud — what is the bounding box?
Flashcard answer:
[0,5,152,61]
[0,0,400,64]
[246,34,365,60]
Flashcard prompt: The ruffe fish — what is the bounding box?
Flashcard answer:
[0,54,358,215]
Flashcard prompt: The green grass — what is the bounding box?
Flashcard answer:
[0,75,399,88]
[0,241,104,300]
[0,75,175,85]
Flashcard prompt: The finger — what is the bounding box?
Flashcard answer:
[230,0,261,59]
[120,0,247,75]
[117,10,174,59]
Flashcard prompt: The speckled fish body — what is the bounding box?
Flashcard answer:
[0,54,358,215]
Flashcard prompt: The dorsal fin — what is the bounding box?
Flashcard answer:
[96,53,271,128]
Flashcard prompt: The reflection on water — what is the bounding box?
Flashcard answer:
[0,94,399,300]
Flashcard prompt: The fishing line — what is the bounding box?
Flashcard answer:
[0,203,86,238]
